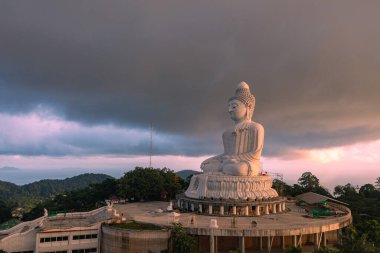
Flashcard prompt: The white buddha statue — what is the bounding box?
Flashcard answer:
[200,82,264,176]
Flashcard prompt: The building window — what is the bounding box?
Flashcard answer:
[40,236,69,243]
[72,248,97,253]
[40,251,67,253]
[72,234,97,240]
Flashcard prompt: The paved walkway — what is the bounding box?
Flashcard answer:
[113,201,349,232]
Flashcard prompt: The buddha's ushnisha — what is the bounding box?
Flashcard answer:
[201,82,264,176]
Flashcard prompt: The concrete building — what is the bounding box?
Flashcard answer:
[0,207,109,253]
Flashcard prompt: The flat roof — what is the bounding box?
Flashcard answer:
[296,192,348,206]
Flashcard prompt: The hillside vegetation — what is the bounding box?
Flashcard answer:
[0,173,112,209]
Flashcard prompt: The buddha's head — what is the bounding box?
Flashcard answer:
[228,81,255,122]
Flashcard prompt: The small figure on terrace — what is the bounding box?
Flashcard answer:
[200,81,264,176]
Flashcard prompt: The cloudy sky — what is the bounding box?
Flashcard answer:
[1,1,379,189]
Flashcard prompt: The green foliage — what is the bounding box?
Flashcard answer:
[274,172,331,197]
[334,181,380,230]
[298,172,320,190]
[171,223,196,253]
[21,167,186,221]
[110,220,163,230]
[375,177,380,190]
[338,226,377,253]
[285,246,302,253]
[0,200,12,223]
[334,184,359,200]
[297,172,332,197]
[355,219,380,247]
[314,247,336,253]
[23,178,118,221]
[118,167,184,201]
[0,219,21,230]
[359,184,377,198]
[22,173,113,197]
[0,173,112,208]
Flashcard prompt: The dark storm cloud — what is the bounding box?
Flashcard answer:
[1,1,380,158]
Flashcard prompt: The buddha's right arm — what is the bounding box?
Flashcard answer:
[200,155,224,169]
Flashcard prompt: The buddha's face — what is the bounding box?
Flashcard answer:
[228,100,247,122]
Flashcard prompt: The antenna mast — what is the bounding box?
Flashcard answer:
[149,123,153,168]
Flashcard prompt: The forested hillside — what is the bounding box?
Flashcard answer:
[0,173,112,206]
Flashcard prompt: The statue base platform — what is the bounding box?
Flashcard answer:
[185,173,279,201]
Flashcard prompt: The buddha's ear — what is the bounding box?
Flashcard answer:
[246,107,253,120]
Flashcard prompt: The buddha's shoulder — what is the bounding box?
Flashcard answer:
[240,121,264,131]
[248,121,264,131]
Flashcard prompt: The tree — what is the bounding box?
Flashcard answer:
[375,177,380,190]
[0,200,12,223]
[298,172,320,191]
[160,168,184,199]
[334,184,358,200]
[171,223,195,253]
[293,172,332,197]
[119,167,164,201]
[337,226,376,253]
[118,167,184,201]
[363,219,380,247]
[359,184,377,198]
[272,179,286,195]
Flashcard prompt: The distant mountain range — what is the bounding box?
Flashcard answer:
[0,173,113,206]
[0,166,20,171]
[176,169,200,179]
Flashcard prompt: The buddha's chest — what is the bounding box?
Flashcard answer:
[223,128,253,154]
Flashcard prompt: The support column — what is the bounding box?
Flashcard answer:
[337,229,343,245]
[322,232,327,247]
[255,205,260,216]
[177,199,181,208]
[282,202,286,211]
[232,206,237,216]
[191,203,194,212]
[199,204,202,213]
[281,236,286,249]
[278,203,283,212]
[220,205,224,215]
[265,204,270,215]
[292,235,298,246]
[272,204,277,214]
[259,236,263,251]
[314,233,320,250]
[210,234,215,253]
[215,236,218,253]
[244,206,249,216]
[267,236,272,253]
[239,236,245,253]
[209,205,213,215]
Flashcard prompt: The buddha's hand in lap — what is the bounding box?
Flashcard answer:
[200,158,222,173]
[221,159,249,176]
